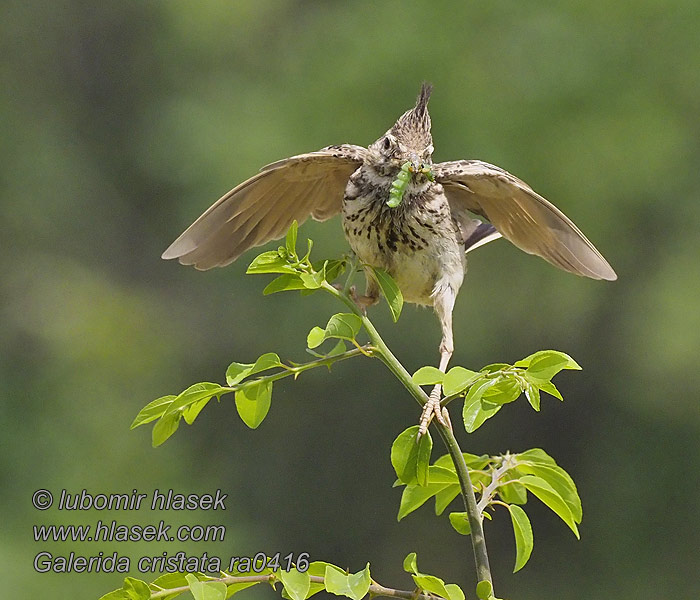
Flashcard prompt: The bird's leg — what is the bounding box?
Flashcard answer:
[418,284,456,437]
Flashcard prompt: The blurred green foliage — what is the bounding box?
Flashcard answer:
[2,1,698,598]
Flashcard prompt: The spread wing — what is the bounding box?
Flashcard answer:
[435,160,617,280]
[162,145,366,270]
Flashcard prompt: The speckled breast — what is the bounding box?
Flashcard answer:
[341,168,466,305]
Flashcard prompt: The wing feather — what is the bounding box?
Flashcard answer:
[435,160,617,280]
[162,145,366,269]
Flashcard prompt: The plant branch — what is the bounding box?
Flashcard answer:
[321,281,493,589]
[476,457,513,515]
[438,423,492,588]
[321,282,425,408]
[149,574,441,600]
[229,346,371,391]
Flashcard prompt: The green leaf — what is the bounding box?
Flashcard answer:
[516,463,582,522]
[519,350,581,381]
[416,432,432,487]
[449,511,471,535]
[405,557,464,600]
[299,237,312,260]
[325,313,362,340]
[434,484,461,515]
[444,584,465,600]
[307,326,327,349]
[443,367,481,396]
[462,401,500,434]
[475,580,492,600]
[152,411,181,447]
[324,564,371,600]
[308,313,362,349]
[515,349,581,369]
[156,383,228,424]
[464,377,497,405]
[151,572,189,594]
[278,568,310,600]
[185,574,227,600]
[426,465,459,484]
[131,395,176,429]
[322,259,347,284]
[263,274,307,295]
[398,482,449,520]
[123,577,151,600]
[247,250,297,274]
[481,378,522,405]
[413,574,455,600]
[391,427,432,486]
[462,379,501,433]
[226,581,260,597]
[391,426,421,484]
[367,266,403,321]
[412,366,445,386]
[402,552,419,575]
[517,448,557,466]
[146,382,224,447]
[434,452,492,470]
[226,353,282,386]
[286,220,298,256]
[520,475,580,538]
[326,340,347,357]
[537,380,564,401]
[498,481,528,505]
[235,381,272,429]
[300,269,325,289]
[507,504,534,572]
[182,397,212,425]
[304,562,335,598]
[524,383,541,411]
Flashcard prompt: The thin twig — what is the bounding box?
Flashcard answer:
[476,458,512,515]
[226,346,371,392]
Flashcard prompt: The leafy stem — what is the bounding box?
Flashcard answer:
[321,280,493,589]
[149,573,438,600]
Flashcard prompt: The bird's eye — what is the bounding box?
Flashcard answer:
[382,136,392,151]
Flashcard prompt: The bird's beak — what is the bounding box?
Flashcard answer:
[407,153,435,182]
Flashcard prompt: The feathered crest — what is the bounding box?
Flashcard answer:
[390,83,433,149]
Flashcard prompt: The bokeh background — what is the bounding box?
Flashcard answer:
[2,1,699,598]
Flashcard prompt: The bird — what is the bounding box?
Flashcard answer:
[162,83,617,435]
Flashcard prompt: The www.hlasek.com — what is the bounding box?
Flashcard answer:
[32,488,308,574]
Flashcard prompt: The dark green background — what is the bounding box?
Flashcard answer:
[3,1,698,598]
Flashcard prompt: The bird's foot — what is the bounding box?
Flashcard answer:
[418,386,450,438]
[346,285,378,313]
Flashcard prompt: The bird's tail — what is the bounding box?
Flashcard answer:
[464,222,501,253]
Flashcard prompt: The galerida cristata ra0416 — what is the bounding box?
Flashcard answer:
[162,83,616,435]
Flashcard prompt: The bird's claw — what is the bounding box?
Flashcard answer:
[417,386,450,438]
[346,285,378,314]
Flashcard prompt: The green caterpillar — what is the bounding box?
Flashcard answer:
[387,161,412,207]
[386,162,435,208]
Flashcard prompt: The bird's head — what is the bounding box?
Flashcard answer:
[369,83,434,178]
